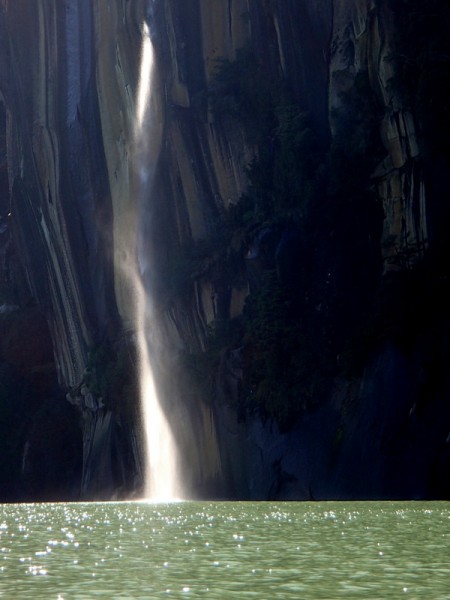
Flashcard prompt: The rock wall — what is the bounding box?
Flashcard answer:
[0,0,448,499]
[330,0,426,271]
[0,0,135,499]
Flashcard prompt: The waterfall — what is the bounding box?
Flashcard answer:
[133,19,182,501]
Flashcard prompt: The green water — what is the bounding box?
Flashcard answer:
[0,501,448,599]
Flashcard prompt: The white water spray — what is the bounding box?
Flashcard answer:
[133,20,181,501]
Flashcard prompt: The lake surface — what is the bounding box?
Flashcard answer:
[0,501,448,599]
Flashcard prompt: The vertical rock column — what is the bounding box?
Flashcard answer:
[329,0,427,271]
[1,0,140,498]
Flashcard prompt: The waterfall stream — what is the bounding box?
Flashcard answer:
[133,19,181,501]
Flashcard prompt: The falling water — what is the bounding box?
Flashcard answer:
[133,19,181,501]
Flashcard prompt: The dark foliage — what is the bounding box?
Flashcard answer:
[171,1,450,428]
[175,48,386,426]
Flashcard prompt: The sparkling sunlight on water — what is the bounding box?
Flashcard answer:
[0,501,448,599]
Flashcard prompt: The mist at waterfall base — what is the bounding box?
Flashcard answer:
[132,20,182,501]
[1,501,448,598]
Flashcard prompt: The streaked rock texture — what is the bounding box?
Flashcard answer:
[1,0,133,498]
[0,0,448,499]
[330,0,427,271]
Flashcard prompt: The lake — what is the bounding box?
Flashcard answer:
[0,501,448,598]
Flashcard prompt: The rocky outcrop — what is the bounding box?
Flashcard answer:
[330,0,427,271]
[0,0,448,500]
[0,0,135,498]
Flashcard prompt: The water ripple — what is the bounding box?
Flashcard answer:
[0,501,448,599]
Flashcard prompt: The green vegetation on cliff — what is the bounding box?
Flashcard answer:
[137,3,450,435]
[172,48,387,428]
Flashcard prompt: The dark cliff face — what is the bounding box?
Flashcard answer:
[0,1,140,500]
[0,0,449,500]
